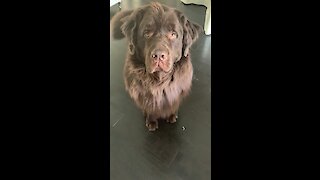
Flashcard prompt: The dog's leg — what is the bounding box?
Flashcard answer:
[145,113,159,131]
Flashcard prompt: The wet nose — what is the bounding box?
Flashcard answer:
[151,49,168,61]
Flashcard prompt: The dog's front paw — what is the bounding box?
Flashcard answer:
[146,119,158,131]
[166,114,178,124]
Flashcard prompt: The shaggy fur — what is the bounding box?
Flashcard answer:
[110,2,202,131]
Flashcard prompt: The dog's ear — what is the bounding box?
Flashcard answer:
[176,10,203,57]
[110,10,134,40]
[119,8,145,55]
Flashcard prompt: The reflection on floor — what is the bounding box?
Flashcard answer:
[110,0,211,179]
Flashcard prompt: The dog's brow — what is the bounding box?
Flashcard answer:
[167,23,176,30]
[140,19,154,29]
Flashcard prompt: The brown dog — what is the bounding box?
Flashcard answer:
[111,2,201,131]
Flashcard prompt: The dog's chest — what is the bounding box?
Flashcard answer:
[147,75,185,107]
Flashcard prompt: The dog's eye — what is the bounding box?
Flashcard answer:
[170,31,177,39]
[144,31,152,38]
[144,34,150,38]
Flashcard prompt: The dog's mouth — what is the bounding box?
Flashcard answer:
[150,65,170,73]
[146,62,173,82]
[147,59,172,74]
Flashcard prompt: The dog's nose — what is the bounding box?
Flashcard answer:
[151,49,168,61]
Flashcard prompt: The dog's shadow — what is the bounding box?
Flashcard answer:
[140,119,186,168]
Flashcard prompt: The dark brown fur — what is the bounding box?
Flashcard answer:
[110,2,202,131]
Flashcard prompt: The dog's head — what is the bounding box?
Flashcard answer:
[111,2,202,74]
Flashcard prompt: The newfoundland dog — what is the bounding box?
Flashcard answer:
[110,2,202,131]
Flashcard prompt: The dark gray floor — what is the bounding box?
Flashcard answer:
[110,1,211,179]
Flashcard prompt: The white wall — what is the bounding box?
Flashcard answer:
[110,0,121,7]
